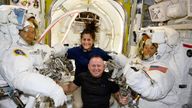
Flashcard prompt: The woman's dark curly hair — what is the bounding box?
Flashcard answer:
[80,20,99,41]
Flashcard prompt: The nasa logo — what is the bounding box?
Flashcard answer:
[14,49,26,56]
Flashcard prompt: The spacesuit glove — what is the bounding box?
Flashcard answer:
[122,63,151,94]
[50,85,67,107]
[109,53,128,67]
[123,63,138,79]
[124,57,145,75]
[52,43,69,57]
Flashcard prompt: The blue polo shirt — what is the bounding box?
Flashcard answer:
[66,46,112,76]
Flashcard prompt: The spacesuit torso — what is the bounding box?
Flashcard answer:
[0,41,67,108]
[0,42,43,107]
[124,55,177,108]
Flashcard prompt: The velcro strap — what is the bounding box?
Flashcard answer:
[179,84,187,88]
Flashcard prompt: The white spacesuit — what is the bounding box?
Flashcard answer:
[0,5,67,108]
[169,34,192,108]
[148,0,192,107]
[112,27,180,108]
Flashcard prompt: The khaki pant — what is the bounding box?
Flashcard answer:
[72,87,82,108]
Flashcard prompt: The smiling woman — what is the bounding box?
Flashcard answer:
[80,21,98,51]
[66,20,112,77]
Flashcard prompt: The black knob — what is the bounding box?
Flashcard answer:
[186,50,192,57]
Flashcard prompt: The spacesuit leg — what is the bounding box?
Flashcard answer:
[0,97,17,108]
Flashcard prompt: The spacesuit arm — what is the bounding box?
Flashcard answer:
[52,43,68,57]
[109,53,128,67]
[32,43,68,63]
[13,72,67,107]
[123,62,175,100]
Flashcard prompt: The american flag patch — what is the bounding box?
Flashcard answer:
[149,65,168,73]
[183,43,192,48]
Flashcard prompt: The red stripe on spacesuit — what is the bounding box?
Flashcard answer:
[149,65,168,73]
[183,43,192,48]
